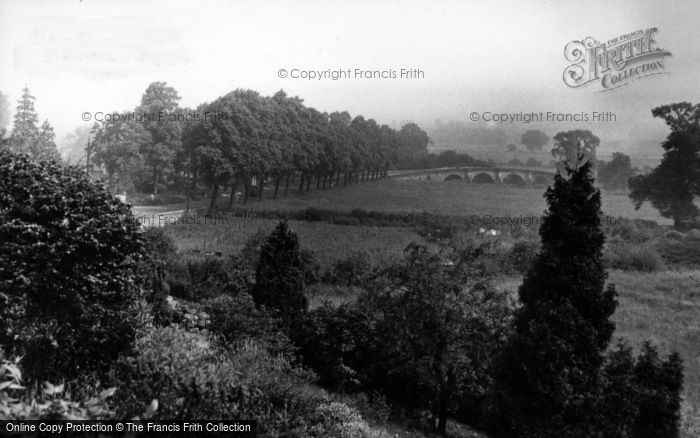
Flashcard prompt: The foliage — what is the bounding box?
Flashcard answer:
[252,221,308,327]
[299,243,512,435]
[7,86,60,161]
[520,129,549,152]
[203,294,296,357]
[324,251,373,286]
[655,230,700,267]
[112,326,324,436]
[550,129,599,174]
[488,159,618,437]
[309,402,370,438]
[0,150,146,382]
[629,102,700,230]
[598,152,637,191]
[606,242,664,272]
[0,350,115,420]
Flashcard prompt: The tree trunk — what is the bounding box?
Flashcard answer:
[243,178,250,204]
[284,172,291,196]
[336,172,341,187]
[355,172,359,183]
[208,183,219,216]
[306,173,312,191]
[315,174,321,189]
[298,171,305,193]
[322,174,328,189]
[274,175,281,198]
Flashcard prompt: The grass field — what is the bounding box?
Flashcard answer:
[206,179,674,224]
[163,215,427,262]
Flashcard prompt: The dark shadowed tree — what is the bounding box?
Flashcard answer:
[629,102,700,229]
[252,221,307,328]
[489,158,617,437]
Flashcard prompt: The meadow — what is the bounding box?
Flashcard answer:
[207,178,673,224]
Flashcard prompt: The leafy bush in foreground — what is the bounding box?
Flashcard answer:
[0,150,147,382]
[112,326,323,436]
[0,350,115,420]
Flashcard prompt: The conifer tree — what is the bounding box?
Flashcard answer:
[10,87,60,161]
[490,154,617,437]
[252,221,307,328]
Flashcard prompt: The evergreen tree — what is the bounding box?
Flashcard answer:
[252,221,307,328]
[489,157,617,437]
[9,87,60,161]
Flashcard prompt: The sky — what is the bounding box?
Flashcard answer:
[1,0,699,158]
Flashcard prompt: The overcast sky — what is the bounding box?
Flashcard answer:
[1,0,699,156]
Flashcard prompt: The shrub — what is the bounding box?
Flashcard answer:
[112,326,323,436]
[605,242,664,272]
[325,251,373,286]
[0,350,115,420]
[655,233,700,267]
[186,257,236,299]
[508,240,540,275]
[295,303,373,392]
[0,150,147,382]
[309,402,369,438]
[203,294,295,357]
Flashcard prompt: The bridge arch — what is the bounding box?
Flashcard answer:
[444,173,463,181]
[471,172,497,184]
[501,172,527,186]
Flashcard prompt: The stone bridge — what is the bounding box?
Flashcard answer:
[387,166,557,186]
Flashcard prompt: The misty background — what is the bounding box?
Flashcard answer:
[1,0,699,166]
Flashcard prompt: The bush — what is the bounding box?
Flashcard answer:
[508,240,540,275]
[203,294,295,357]
[309,402,369,438]
[605,219,660,243]
[187,257,236,299]
[0,150,147,382]
[324,251,373,286]
[112,326,324,436]
[605,242,664,272]
[655,233,700,267]
[0,350,115,420]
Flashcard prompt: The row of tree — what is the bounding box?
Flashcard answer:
[89,82,432,210]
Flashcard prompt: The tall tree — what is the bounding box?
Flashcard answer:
[138,82,182,195]
[489,157,617,437]
[629,102,700,229]
[9,86,60,161]
[92,116,150,192]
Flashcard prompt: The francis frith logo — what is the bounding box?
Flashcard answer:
[563,28,671,92]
